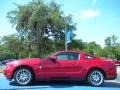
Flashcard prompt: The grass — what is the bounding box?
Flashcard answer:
[0,67,3,73]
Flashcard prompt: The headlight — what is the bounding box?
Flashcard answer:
[5,63,14,69]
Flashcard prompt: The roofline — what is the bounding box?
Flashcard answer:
[56,50,86,54]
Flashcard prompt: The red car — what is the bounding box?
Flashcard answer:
[3,50,117,86]
[114,61,120,66]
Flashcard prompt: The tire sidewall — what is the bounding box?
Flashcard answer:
[87,69,104,87]
[14,67,33,86]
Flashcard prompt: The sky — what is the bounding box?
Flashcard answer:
[0,0,120,47]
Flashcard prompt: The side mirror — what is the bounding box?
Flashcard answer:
[48,56,57,63]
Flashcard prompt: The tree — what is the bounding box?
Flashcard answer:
[68,39,85,50]
[104,35,120,60]
[1,35,23,59]
[111,35,117,46]
[7,0,76,57]
[83,41,102,56]
[105,35,118,47]
[105,37,111,47]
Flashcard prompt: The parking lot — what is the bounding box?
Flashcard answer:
[0,67,120,90]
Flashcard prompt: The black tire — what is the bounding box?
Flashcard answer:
[87,69,104,86]
[14,67,33,86]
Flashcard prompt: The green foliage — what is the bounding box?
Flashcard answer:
[0,45,15,61]
[69,39,85,51]
[105,35,118,47]
[83,41,102,56]
[7,0,76,57]
[0,34,120,61]
[0,0,120,61]
[105,37,111,47]
[103,35,120,60]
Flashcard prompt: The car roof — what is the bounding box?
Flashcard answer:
[55,50,86,54]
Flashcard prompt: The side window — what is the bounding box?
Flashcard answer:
[56,53,68,60]
[67,53,79,60]
[56,52,79,60]
[85,55,94,60]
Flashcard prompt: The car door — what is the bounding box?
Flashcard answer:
[40,58,61,79]
[40,52,80,79]
[55,52,80,78]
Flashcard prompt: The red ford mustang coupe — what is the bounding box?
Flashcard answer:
[3,51,117,86]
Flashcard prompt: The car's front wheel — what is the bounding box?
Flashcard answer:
[87,69,104,86]
[14,67,33,86]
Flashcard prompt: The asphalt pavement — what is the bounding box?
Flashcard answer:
[0,67,120,90]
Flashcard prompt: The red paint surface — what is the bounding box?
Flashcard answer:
[3,50,117,81]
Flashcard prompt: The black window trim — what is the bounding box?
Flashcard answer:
[55,52,80,60]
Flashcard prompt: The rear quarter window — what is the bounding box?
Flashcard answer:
[85,55,94,60]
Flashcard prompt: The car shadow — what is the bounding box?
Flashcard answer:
[103,81,120,88]
[10,80,87,88]
[8,80,120,90]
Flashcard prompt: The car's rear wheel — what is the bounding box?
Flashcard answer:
[87,69,104,86]
[14,67,33,86]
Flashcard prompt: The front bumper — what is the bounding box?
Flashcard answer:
[3,64,14,81]
[3,69,13,80]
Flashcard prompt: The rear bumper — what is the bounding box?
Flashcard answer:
[106,74,117,80]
